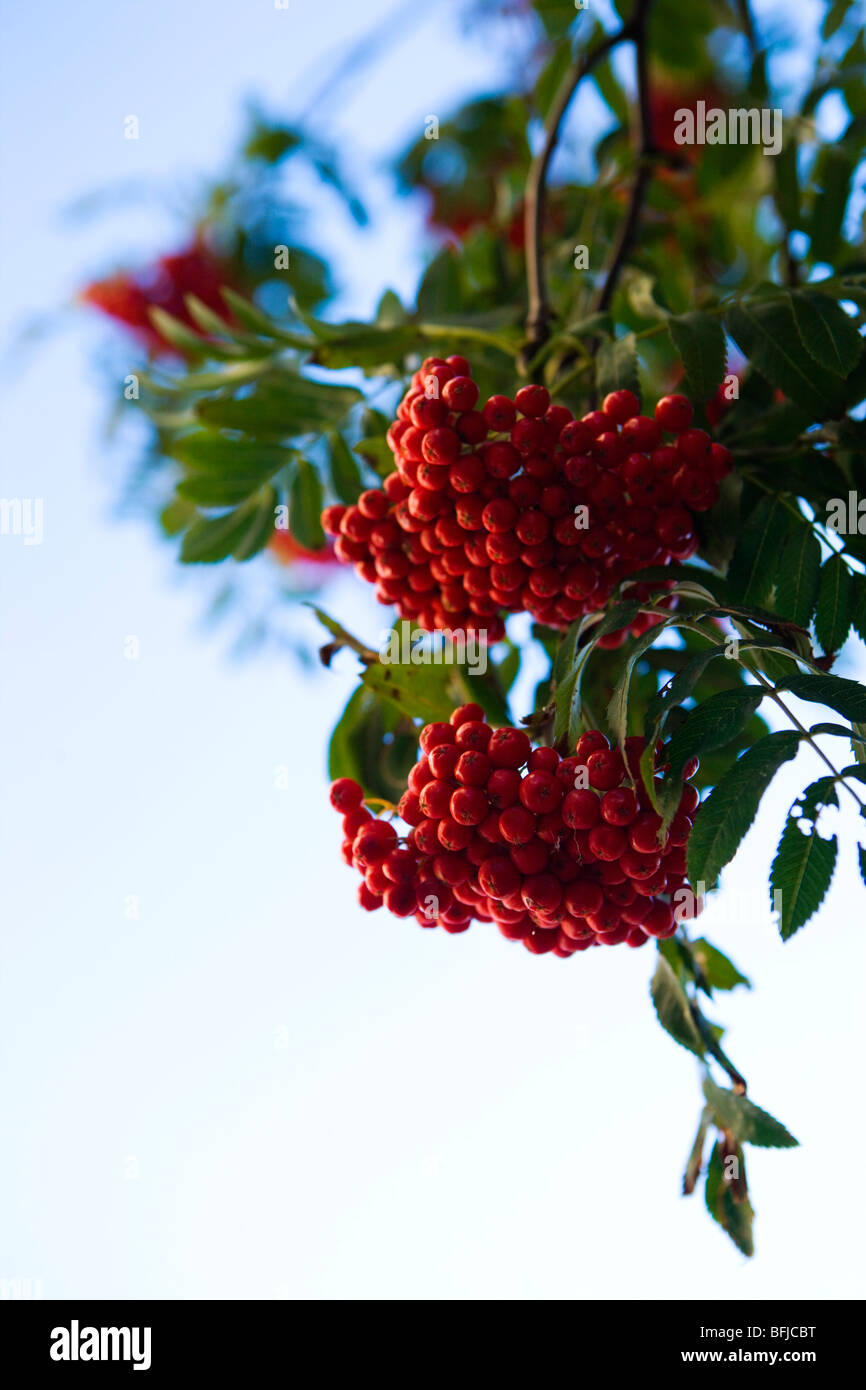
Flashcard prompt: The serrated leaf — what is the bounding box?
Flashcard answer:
[770,813,838,940]
[179,493,273,564]
[789,290,863,377]
[327,432,364,505]
[667,311,726,401]
[705,1141,754,1257]
[659,688,765,818]
[650,954,705,1057]
[289,459,325,550]
[596,332,638,397]
[726,297,850,420]
[776,521,821,626]
[196,373,363,440]
[809,145,856,264]
[703,1077,798,1149]
[690,939,751,992]
[687,731,801,888]
[218,287,309,346]
[727,494,791,605]
[233,488,278,561]
[779,671,866,722]
[815,553,852,653]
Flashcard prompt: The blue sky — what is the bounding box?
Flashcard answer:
[1,0,864,1299]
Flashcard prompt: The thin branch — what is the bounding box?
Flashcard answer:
[523,20,637,361]
[592,0,655,314]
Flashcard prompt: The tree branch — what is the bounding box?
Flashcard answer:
[592,0,655,314]
[523,20,637,364]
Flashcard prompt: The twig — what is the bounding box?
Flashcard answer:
[592,0,655,314]
[523,20,638,363]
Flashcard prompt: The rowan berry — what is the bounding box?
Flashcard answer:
[515,384,550,418]
[654,394,693,433]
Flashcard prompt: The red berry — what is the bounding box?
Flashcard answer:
[450,785,489,825]
[519,771,564,814]
[483,395,517,432]
[562,789,601,830]
[487,727,531,768]
[442,376,479,412]
[521,873,562,914]
[587,825,627,861]
[419,780,453,820]
[455,720,492,751]
[602,389,641,423]
[419,722,455,754]
[601,787,639,826]
[486,767,521,808]
[586,748,625,790]
[455,750,491,787]
[515,384,550,418]
[329,778,364,812]
[478,856,520,899]
[499,805,537,845]
[655,394,694,433]
[564,879,604,917]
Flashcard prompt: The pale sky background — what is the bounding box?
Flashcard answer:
[1,0,864,1300]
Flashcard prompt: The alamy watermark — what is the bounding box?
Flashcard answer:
[674,102,783,157]
[0,497,43,545]
[379,620,488,675]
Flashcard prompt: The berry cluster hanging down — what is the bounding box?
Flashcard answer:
[322,356,732,640]
[329,705,701,958]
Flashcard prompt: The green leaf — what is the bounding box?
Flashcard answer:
[789,291,863,377]
[703,1077,798,1149]
[596,332,639,397]
[179,492,275,564]
[196,373,363,440]
[690,939,751,993]
[667,312,726,402]
[146,307,211,359]
[328,686,416,804]
[289,460,325,550]
[770,813,838,940]
[687,731,801,888]
[232,489,278,561]
[659,687,765,813]
[606,617,679,750]
[167,432,291,481]
[416,248,463,318]
[823,0,854,40]
[705,1141,754,1258]
[327,432,364,505]
[650,954,704,1057]
[809,145,855,264]
[726,297,850,420]
[815,553,852,653]
[776,521,822,626]
[553,602,643,747]
[779,671,866,722]
[218,287,308,345]
[727,494,791,605]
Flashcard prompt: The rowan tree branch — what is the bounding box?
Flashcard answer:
[522,19,638,364]
[592,0,655,314]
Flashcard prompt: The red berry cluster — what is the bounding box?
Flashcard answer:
[80,241,233,357]
[329,704,700,959]
[321,358,732,639]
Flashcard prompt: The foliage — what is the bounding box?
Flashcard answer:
[80,0,866,1257]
